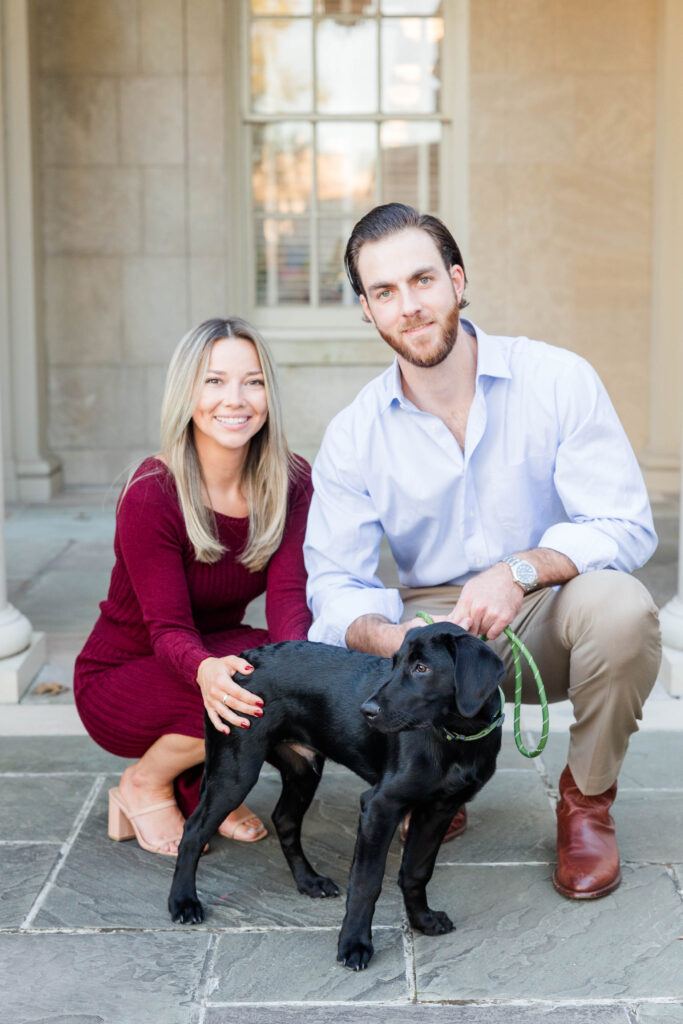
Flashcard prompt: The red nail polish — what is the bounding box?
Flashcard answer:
[241,721,250,728]
[256,699,264,707]
[245,666,254,672]
[254,709,264,717]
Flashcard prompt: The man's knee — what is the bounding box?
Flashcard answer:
[559,570,661,672]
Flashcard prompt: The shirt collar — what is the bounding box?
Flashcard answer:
[379,318,512,412]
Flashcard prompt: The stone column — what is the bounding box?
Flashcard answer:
[0,0,47,700]
[640,0,683,496]
[0,426,31,664]
[1,0,61,502]
[651,0,683,695]
[0,389,47,701]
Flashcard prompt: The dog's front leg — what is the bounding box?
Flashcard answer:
[399,800,460,935]
[337,786,404,971]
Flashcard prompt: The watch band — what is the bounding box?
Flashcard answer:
[501,555,539,594]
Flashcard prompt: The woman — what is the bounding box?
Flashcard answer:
[74,317,312,855]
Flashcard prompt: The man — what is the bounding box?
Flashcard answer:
[304,202,661,900]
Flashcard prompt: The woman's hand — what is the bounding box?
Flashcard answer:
[196,656,264,734]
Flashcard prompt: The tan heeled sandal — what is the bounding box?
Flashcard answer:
[218,805,268,842]
[108,786,185,856]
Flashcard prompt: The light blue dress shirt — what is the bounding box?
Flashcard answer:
[304,320,657,647]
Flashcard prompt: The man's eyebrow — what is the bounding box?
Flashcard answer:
[367,266,439,292]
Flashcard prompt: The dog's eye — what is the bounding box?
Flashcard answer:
[413,663,429,674]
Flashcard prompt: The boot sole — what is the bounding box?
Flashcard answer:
[552,868,622,900]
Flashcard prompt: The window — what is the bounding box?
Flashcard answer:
[234,0,466,337]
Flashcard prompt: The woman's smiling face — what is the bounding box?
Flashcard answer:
[191,337,268,457]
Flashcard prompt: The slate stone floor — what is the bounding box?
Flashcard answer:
[1,493,682,1023]
[1,731,682,1024]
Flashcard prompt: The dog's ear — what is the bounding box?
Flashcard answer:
[444,630,505,717]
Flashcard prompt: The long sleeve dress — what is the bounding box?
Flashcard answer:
[73,455,312,814]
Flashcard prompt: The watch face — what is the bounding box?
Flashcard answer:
[516,562,537,586]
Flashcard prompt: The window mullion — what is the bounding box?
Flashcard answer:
[310,14,319,307]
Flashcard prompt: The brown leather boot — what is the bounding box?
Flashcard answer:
[400,806,467,845]
[553,765,621,899]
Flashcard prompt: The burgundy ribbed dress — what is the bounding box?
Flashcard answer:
[74,456,312,815]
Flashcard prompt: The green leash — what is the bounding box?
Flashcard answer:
[415,612,549,758]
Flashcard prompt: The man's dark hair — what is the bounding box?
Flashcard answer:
[344,203,468,308]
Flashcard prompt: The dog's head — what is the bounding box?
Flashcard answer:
[360,622,505,734]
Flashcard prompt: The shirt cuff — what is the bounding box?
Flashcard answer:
[537,522,619,575]
[308,587,403,647]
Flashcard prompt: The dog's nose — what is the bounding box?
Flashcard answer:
[361,699,380,723]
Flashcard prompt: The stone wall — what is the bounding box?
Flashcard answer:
[35,0,657,485]
[466,0,655,454]
[37,0,228,484]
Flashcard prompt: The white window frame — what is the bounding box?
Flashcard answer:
[225,0,469,356]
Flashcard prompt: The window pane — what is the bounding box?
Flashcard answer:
[381,17,443,113]
[255,218,310,305]
[317,122,376,215]
[316,19,377,113]
[381,120,440,210]
[381,0,441,13]
[316,0,376,12]
[319,219,359,305]
[251,0,312,14]
[251,20,313,113]
[252,123,313,215]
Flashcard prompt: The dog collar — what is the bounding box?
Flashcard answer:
[442,686,506,743]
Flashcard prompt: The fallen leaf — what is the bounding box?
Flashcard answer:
[35,682,70,696]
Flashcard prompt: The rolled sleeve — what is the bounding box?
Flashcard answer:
[307,585,402,646]
[538,522,619,574]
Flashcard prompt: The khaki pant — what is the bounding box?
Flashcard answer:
[400,570,661,795]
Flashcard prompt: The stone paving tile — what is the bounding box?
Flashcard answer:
[0,845,59,927]
[4,503,116,541]
[14,569,110,632]
[413,863,683,1002]
[492,731,542,771]
[49,539,116,573]
[436,769,555,865]
[0,735,128,772]
[634,1002,683,1022]
[615,791,683,863]
[537,731,683,790]
[204,1007,632,1024]
[0,775,94,842]
[0,931,210,1024]
[35,769,404,930]
[210,928,407,1002]
[4,536,70,581]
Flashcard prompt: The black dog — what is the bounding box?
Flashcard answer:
[169,622,505,970]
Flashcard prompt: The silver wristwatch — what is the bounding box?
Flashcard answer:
[501,556,538,594]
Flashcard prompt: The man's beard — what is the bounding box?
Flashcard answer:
[377,301,460,368]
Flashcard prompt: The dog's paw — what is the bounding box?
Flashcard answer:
[411,908,454,935]
[298,874,341,899]
[169,895,205,924]
[337,939,374,971]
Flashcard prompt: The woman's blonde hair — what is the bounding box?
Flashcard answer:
[156,316,294,570]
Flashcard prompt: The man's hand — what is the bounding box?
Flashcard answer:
[448,547,578,639]
[448,562,524,640]
[345,614,428,658]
